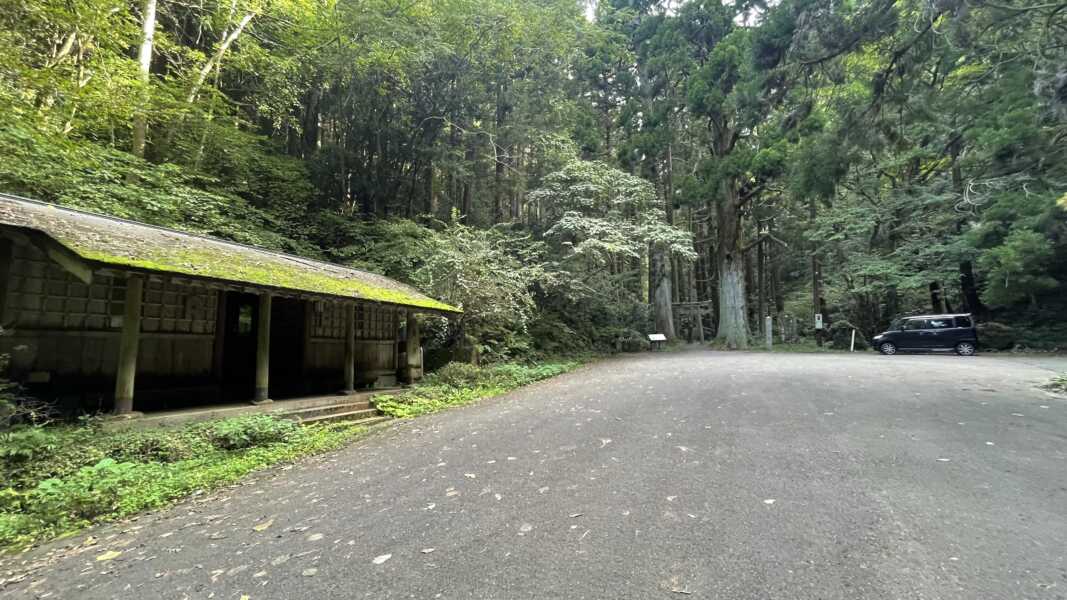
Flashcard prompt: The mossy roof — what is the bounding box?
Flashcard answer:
[0,194,460,314]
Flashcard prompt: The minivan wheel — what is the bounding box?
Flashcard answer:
[879,342,897,355]
[955,342,976,356]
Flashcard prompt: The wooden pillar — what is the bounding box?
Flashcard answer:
[342,303,355,394]
[211,290,227,380]
[253,293,272,404]
[405,312,421,384]
[113,274,144,415]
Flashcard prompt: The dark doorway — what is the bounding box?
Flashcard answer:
[269,297,307,398]
[220,292,259,401]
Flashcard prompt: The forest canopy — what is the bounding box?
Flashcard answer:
[1,0,1064,357]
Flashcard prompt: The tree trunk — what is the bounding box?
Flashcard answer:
[810,198,823,346]
[929,281,946,313]
[959,261,984,316]
[131,0,157,159]
[460,132,476,223]
[651,244,676,339]
[186,13,254,104]
[715,180,749,349]
[757,237,765,333]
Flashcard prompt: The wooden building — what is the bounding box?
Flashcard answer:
[0,194,460,415]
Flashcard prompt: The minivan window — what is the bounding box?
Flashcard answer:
[955,316,972,328]
[926,318,952,329]
[900,319,925,331]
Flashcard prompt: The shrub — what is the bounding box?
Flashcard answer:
[377,360,582,419]
[29,459,157,527]
[424,362,484,388]
[102,429,213,464]
[0,416,371,549]
[1043,374,1067,394]
[207,415,300,450]
[977,321,1017,350]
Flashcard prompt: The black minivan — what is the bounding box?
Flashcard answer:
[872,314,979,356]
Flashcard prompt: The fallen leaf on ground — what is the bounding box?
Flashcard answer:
[96,551,121,562]
[373,554,392,565]
[252,519,274,532]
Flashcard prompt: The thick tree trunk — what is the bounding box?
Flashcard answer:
[757,238,765,333]
[929,282,947,313]
[959,262,984,315]
[651,244,676,340]
[715,181,749,349]
[810,198,824,346]
[131,0,157,159]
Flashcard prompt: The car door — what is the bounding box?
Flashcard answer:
[922,317,954,349]
[895,318,926,349]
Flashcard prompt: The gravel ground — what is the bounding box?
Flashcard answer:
[2,350,1066,600]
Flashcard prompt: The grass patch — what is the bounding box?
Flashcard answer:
[1042,373,1067,394]
[0,416,370,551]
[376,360,584,419]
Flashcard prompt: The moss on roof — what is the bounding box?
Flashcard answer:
[0,194,460,313]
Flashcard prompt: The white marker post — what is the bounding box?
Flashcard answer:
[765,316,773,350]
[850,329,857,352]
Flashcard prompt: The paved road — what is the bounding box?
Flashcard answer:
[3,351,1067,599]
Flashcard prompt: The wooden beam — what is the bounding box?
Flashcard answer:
[342,303,355,394]
[253,293,272,404]
[113,274,144,414]
[0,227,93,284]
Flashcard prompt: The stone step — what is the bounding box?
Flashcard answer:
[279,401,373,421]
[299,412,392,427]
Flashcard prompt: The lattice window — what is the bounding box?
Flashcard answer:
[355,304,395,340]
[140,279,217,334]
[312,301,345,339]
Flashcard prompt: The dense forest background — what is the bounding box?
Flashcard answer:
[1,0,1065,358]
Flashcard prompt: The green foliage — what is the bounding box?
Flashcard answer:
[376,360,582,419]
[978,229,1059,308]
[0,417,369,549]
[206,415,300,451]
[1042,374,1067,395]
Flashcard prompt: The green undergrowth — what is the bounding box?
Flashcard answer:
[0,415,370,551]
[375,360,585,419]
[1042,374,1067,394]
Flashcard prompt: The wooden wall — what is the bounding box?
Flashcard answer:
[305,300,399,379]
[1,240,215,380]
[0,238,408,397]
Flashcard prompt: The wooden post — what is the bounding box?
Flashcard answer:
[405,312,421,384]
[211,290,227,380]
[113,274,144,415]
[253,293,272,404]
[342,303,355,394]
